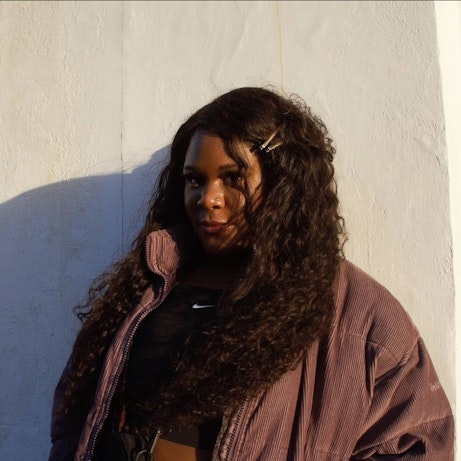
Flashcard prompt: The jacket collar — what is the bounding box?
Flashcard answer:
[145,226,194,287]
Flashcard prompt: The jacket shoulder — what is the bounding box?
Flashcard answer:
[333,260,419,364]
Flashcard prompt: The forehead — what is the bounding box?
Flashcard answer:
[183,130,258,170]
[184,131,231,166]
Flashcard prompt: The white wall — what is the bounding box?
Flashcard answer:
[0,1,456,458]
[435,1,461,458]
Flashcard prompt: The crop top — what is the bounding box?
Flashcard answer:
[123,284,223,450]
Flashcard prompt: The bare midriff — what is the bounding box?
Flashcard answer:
[153,438,213,461]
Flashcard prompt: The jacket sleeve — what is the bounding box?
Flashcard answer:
[48,359,85,461]
[351,336,454,460]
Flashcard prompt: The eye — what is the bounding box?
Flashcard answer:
[222,171,243,188]
[183,172,203,189]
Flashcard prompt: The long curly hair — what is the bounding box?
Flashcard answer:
[62,87,345,432]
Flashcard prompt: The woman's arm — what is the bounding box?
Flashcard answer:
[352,337,454,460]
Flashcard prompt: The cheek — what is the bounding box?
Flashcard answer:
[227,189,246,212]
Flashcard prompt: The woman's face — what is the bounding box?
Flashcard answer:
[183,130,262,258]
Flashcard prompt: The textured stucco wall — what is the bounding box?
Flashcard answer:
[435,1,461,456]
[0,1,456,458]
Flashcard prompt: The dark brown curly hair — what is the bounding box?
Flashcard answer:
[62,87,345,433]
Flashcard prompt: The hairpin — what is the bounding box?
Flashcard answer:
[259,129,282,153]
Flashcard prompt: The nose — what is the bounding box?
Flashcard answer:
[197,182,224,210]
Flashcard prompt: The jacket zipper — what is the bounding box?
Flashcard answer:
[84,245,170,460]
[85,294,163,460]
[219,399,248,461]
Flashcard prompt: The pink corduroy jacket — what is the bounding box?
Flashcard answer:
[49,228,454,461]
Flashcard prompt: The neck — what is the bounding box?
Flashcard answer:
[183,252,248,290]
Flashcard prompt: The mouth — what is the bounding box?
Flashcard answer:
[198,220,229,234]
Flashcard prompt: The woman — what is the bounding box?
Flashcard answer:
[49,87,454,461]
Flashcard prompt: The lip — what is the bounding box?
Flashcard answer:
[198,220,229,234]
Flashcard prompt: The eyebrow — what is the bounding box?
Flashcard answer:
[182,164,240,172]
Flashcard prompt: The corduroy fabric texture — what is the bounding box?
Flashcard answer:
[49,228,454,461]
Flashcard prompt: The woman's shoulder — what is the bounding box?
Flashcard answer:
[333,260,420,359]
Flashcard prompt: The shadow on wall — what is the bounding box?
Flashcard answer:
[0,146,169,459]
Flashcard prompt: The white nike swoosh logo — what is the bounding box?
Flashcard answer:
[191,303,215,309]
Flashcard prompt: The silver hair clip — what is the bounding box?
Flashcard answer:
[259,129,282,153]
